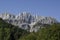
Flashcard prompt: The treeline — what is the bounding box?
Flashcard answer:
[0,18,60,40]
[20,23,60,40]
[0,18,29,40]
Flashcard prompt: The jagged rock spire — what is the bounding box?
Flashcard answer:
[0,12,58,32]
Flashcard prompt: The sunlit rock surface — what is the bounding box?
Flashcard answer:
[0,12,58,32]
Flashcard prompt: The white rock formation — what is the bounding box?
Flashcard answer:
[0,12,58,32]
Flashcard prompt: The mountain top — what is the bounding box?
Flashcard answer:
[0,12,58,32]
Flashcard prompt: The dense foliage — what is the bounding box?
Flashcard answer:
[0,18,60,40]
[20,23,60,40]
[0,18,29,40]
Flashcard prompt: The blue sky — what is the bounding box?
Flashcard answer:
[0,0,60,22]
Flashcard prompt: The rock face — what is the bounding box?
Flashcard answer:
[0,12,58,32]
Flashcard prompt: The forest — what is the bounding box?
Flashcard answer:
[0,18,60,40]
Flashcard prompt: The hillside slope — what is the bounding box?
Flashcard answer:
[0,18,60,40]
[20,23,60,40]
[0,18,29,40]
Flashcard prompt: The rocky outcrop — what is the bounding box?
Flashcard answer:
[0,12,58,32]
